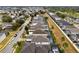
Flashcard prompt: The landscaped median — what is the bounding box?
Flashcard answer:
[42,13,78,53]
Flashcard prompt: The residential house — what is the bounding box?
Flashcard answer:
[21,35,51,53]
[0,32,6,43]
[2,23,13,30]
[21,42,51,53]
[29,23,48,31]
[74,18,79,24]
[56,20,70,29]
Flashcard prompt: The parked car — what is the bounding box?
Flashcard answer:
[52,45,59,53]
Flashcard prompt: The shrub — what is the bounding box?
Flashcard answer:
[59,47,64,53]
[25,26,29,34]
[52,26,54,29]
[61,37,65,41]
[63,42,68,48]
[56,12,66,19]
[16,19,24,26]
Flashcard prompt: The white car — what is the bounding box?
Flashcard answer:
[52,45,59,53]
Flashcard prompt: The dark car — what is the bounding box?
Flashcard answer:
[14,34,17,37]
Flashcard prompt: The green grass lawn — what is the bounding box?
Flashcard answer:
[14,41,25,53]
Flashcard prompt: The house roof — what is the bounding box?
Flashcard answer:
[31,21,45,26]
[57,20,70,26]
[21,42,51,53]
[29,24,45,30]
[21,42,35,53]
[67,28,79,34]
[2,23,13,27]
[32,36,49,42]
[33,29,48,34]
[35,45,50,53]
[27,35,49,42]
[0,32,5,37]
[1,23,13,29]
[76,34,79,39]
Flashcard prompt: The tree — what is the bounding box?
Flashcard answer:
[24,15,29,19]
[52,26,54,29]
[61,37,65,41]
[19,13,22,16]
[44,17,48,20]
[16,19,24,26]
[25,26,29,34]
[59,47,64,53]
[2,15,12,22]
[56,12,66,19]
[25,26,28,31]
[39,10,46,14]
[63,42,68,48]
[44,17,48,23]
[6,31,10,36]
[30,14,34,17]
[12,23,20,30]
[17,41,21,46]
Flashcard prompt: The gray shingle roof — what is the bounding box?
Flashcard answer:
[27,35,49,42]
[33,29,48,34]
[32,36,49,42]
[21,42,51,53]
[21,42,36,53]
[0,32,5,36]
[29,25,44,30]
[35,45,50,53]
